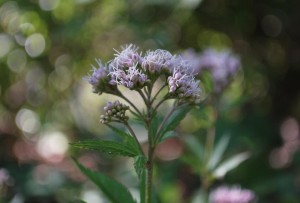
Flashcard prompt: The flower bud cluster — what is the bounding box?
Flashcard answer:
[100,100,130,124]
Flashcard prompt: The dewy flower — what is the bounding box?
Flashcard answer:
[142,49,175,74]
[100,100,130,124]
[198,49,241,92]
[210,185,255,203]
[86,59,117,95]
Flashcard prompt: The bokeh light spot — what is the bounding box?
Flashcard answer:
[0,34,13,58]
[36,131,69,163]
[15,108,40,134]
[7,49,27,72]
[25,33,46,57]
[39,0,60,11]
[261,15,282,37]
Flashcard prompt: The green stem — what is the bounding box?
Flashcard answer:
[203,106,218,190]
[153,96,169,112]
[118,93,144,120]
[138,89,148,106]
[150,83,167,105]
[124,122,145,156]
[145,146,154,203]
[153,105,177,145]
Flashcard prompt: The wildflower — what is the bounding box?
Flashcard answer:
[180,49,202,74]
[199,49,241,92]
[109,63,148,89]
[110,44,142,70]
[100,100,130,124]
[168,65,202,104]
[142,49,175,74]
[210,186,255,203]
[86,59,117,95]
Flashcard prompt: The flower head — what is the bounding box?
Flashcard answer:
[210,186,255,203]
[142,49,175,74]
[109,63,148,89]
[110,44,142,70]
[168,62,202,104]
[180,49,202,74]
[199,49,241,92]
[86,59,117,95]
[100,100,130,124]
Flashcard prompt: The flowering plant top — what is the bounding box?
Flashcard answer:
[86,44,203,104]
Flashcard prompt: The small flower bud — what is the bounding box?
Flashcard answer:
[99,100,130,124]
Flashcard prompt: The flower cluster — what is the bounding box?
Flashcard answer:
[210,186,255,203]
[86,59,117,95]
[142,49,175,74]
[181,48,241,92]
[199,49,241,92]
[100,100,129,124]
[168,66,201,104]
[87,44,203,104]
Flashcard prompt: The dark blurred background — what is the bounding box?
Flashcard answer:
[0,0,300,202]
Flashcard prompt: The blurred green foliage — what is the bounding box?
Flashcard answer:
[0,0,300,202]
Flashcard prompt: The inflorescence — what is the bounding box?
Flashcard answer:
[87,44,203,104]
[181,48,241,93]
[100,100,129,124]
[210,185,255,203]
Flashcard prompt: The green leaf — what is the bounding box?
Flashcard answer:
[70,140,139,157]
[207,135,230,170]
[213,152,250,178]
[160,105,190,136]
[149,114,160,139]
[134,155,147,179]
[184,136,204,161]
[72,200,87,203]
[158,131,176,144]
[107,125,140,153]
[73,159,137,203]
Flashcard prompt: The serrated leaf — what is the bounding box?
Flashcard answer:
[134,155,146,179]
[73,159,137,203]
[213,152,250,178]
[207,135,230,170]
[70,140,139,157]
[160,105,190,136]
[107,125,140,153]
[158,131,176,144]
